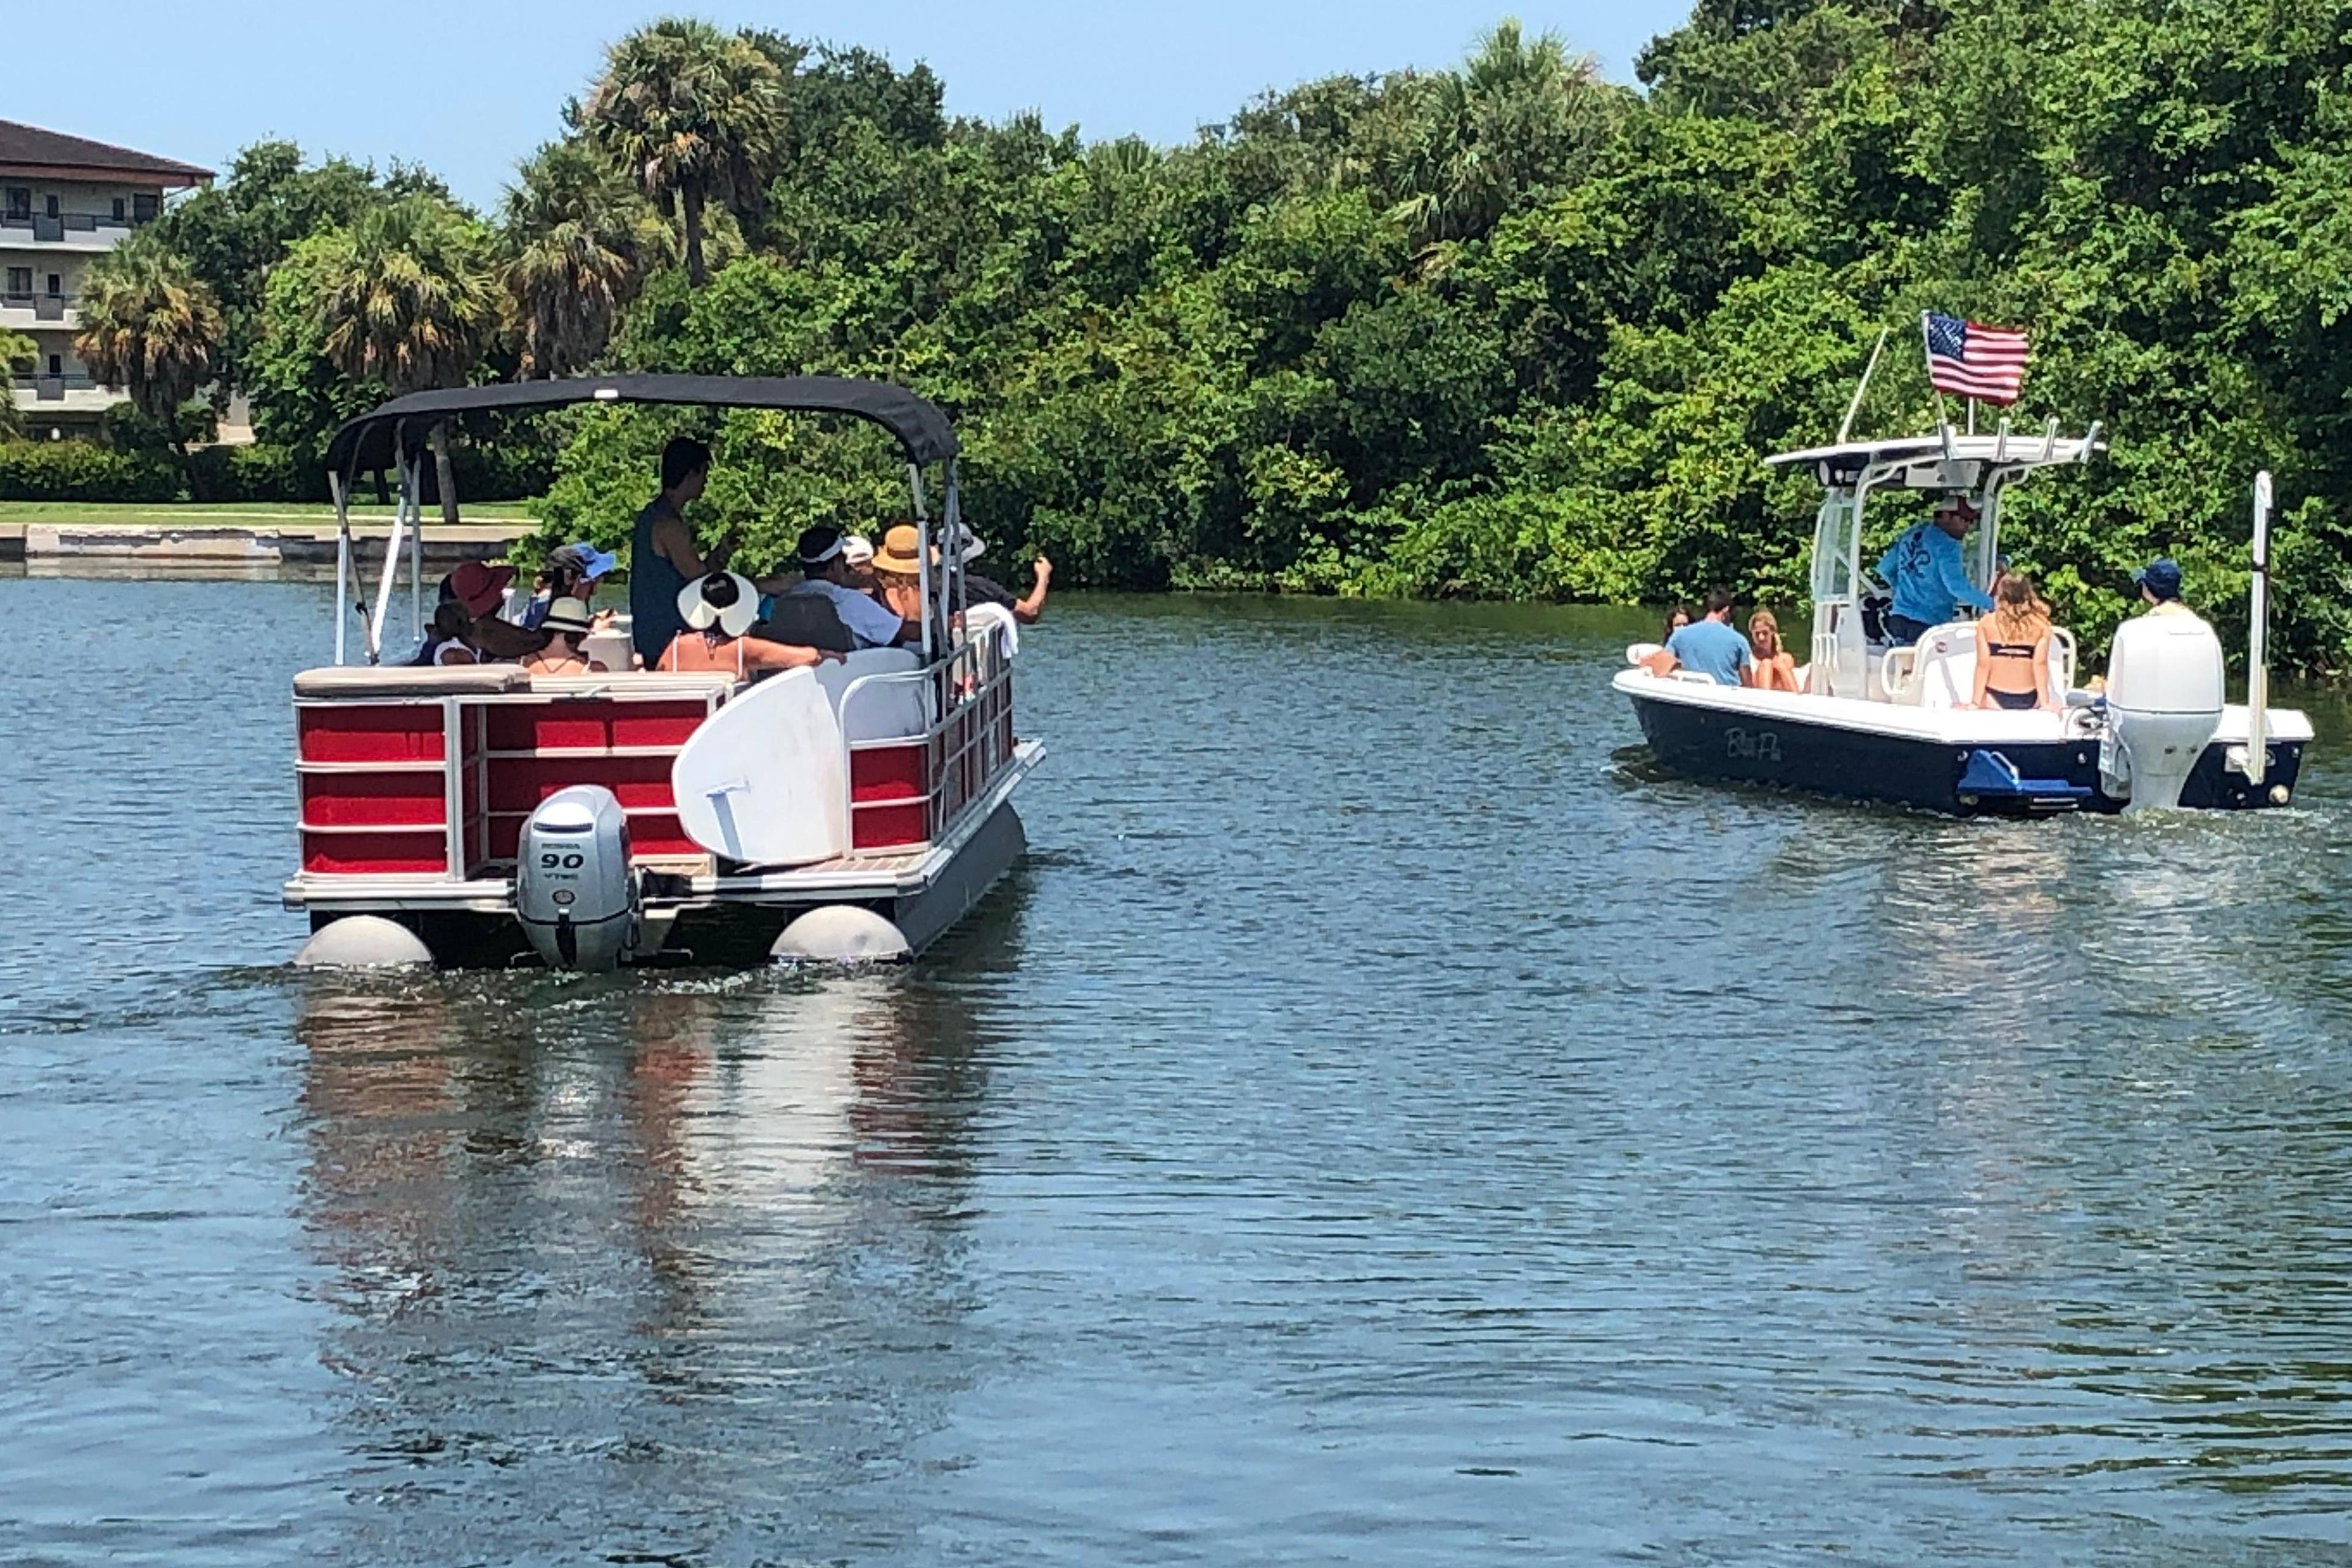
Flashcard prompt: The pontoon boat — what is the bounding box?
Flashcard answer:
[285,375,1038,968]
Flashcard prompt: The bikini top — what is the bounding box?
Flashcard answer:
[1981,622,2045,662]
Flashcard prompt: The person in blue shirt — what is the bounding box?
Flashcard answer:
[1642,589,1753,685]
[1877,494,1994,646]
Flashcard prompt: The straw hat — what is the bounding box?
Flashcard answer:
[540,596,594,637]
[873,524,922,576]
[676,570,759,637]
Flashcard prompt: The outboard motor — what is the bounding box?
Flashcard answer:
[2101,612,2225,810]
[515,785,639,970]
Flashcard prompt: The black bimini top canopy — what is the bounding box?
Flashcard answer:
[323,373,959,478]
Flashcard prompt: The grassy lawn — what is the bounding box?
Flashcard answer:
[0,499,543,525]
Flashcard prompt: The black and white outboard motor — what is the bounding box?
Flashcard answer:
[515,785,640,970]
[2100,612,2226,810]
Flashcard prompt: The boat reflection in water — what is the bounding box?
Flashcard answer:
[290,965,1000,1558]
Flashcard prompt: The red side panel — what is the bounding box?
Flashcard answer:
[850,741,930,849]
[302,830,448,875]
[852,801,927,850]
[487,753,678,813]
[484,701,708,753]
[299,704,443,763]
[301,771,447,827]
[487,810,699,861]
[850,744,926,803]
[623,814,701,858]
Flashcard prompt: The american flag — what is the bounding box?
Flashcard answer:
[1923,311,2028,404]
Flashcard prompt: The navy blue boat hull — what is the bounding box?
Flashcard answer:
[1626,693,2304,816]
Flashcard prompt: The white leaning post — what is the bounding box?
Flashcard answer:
[2248,470,2272,786]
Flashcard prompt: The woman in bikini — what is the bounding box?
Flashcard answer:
[522,598,609,676]
[1743,608,1802,693]
[660,571,829,677]
[1970,570,2057,712]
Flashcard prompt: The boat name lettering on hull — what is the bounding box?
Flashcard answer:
[1723,726,1783,763]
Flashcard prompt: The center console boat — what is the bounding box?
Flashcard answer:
[1614,422,2311,815]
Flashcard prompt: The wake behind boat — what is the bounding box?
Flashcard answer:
[1615,424,2312,815]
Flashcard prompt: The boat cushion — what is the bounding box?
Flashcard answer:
[293,663,529,698]
[524,671,738,696]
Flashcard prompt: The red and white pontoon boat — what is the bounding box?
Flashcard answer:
[285,375,1040,969]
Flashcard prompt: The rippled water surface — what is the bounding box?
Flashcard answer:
[6,576,2352,1565]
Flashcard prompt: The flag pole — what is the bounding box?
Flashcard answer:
[1837,326,1890,443]
[1921,312,1953,458]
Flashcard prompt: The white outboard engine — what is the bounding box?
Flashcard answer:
[2101,612,2225,810]
[515,785,639,970]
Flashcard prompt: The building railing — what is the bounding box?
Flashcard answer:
[9,373,103,401]
[1,292,73,321]
[0,212,133,243]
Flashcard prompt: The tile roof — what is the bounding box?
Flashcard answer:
[0,119,211,183]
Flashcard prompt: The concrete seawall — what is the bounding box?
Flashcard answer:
[0,521,531,569]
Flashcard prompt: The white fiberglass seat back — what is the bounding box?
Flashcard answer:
[1882,622,2079,710]
[815,647,930,741]
[671,666,851,865]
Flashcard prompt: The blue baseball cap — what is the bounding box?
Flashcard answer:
[2133,557,2182,601]
[559,541,619,580]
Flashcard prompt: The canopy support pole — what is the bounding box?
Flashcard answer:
[330,471,352,665]
[907,462,932,663]
[367,452,417,664]
[410,436,428,646]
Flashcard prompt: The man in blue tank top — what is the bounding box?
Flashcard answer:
[1643,588,1753,685]
[630,437,737,668]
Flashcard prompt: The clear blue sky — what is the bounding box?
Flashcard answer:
[13,1,1690,211]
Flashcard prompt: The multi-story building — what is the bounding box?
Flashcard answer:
[1,119,211,437]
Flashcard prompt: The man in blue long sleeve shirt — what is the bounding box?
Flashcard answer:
[1877,494,1994,646]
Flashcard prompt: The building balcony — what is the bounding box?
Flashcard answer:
[0,211,135,252]
[1,290,75,328]
[10,372,116,416]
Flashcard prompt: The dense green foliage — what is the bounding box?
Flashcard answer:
[0,440,179,502]
[72,3,2352,666]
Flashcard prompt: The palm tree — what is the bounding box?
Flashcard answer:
[72,233,226,484]
[499,138,669,376]
[0,326,34,435]
[581,18,785,287]
[311,195,496,522]
[1384,21,1615,255]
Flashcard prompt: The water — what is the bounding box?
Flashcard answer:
[4,576,2352,1565]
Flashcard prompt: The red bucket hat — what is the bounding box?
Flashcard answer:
[445,560,516,617]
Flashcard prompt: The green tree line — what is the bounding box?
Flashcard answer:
[25,1,2352,665]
